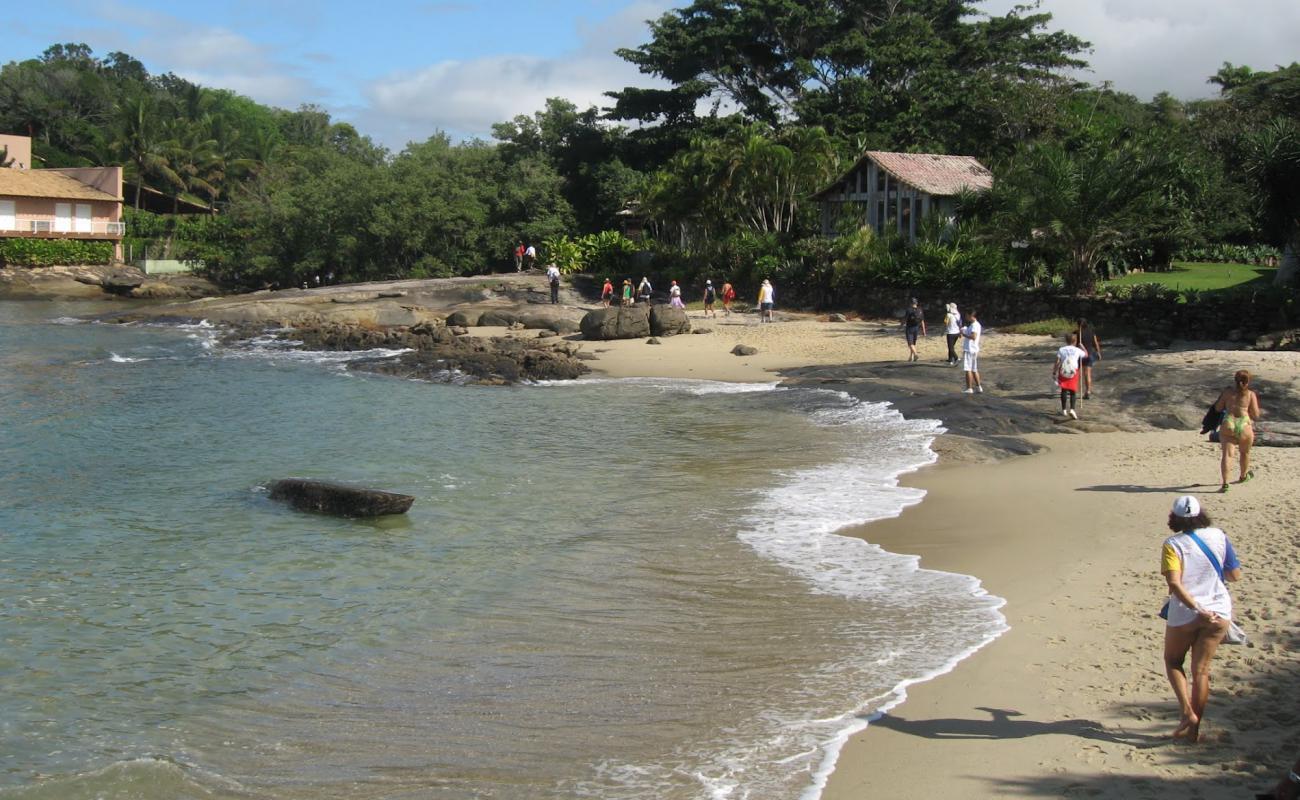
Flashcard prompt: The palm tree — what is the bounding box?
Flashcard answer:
[113,91,181,209]
[162,116,218,212]
[1242,119,1300,286]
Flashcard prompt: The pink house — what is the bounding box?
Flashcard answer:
[0,133,125,262]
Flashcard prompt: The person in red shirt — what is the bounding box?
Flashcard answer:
[601,278,614,307]
[513,242,525,272]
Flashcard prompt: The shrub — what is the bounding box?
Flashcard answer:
[1175,243,1281,264]
[0,238,114,267]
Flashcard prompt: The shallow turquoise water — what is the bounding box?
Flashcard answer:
[0,300,1003,799]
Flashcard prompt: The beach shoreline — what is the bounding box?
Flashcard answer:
[578,311,1300,800]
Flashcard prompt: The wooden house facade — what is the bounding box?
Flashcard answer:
[813,151,993,242]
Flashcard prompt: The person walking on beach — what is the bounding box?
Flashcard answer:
[546,263,561,304]
[961,309,983,393]
[637,276,653,305]
[621,279,633,306]
[758,279,775,322]
[1053,332,1088,419]
[601,278,614,308]
[1077,317,1102,398]
[1213,369,1261,492]
[943,302,961,365]
[721,281,736,315]
[903,298,926,362]
[1160,494,1241,743]
[702,280,717,317]
[669,280,685,309]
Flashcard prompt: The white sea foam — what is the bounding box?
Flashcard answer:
[107,352,150,363]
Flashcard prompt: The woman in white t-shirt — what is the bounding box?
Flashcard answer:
[1161,495,1242,743]
[943,302,961,365]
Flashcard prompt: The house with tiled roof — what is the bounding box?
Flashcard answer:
[0,133,125,261]
[812,151,993,242]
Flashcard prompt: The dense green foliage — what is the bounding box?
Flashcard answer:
[0,238,113,266]
[2,22,1297,298]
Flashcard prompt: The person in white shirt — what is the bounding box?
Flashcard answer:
[960,309,982,393]
[1160,495,1241,743]
[758,279,775,322]
[943,302,961,365]
[524,244,537,269]
[545,263,561,304]
[1053,333,1088,418]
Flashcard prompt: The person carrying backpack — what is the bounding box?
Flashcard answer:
[904,298,926,362]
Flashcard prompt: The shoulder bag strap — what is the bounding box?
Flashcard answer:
[1185,530,1225,583]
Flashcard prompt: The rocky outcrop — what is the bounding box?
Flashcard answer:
[98,267,146,295]
[267,478,414,517]
[478,310,518,327]
[731,344,758,356]
[580,305,651,340]
[649,305,692,336]
[446,310,481,327]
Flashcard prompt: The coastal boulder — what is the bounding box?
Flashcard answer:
[478,310,518,327]
[446,310,480,327]
[580,306,651,340]
[267,478,414,517]
[649,305,692,337]
[731,344,758,356]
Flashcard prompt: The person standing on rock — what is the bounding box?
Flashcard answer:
[546,263,561,304]
[601,278,614,308]
[621,279,633,306]
[1053,332,1088,419]
[758,279,775,322]
[961,309,983,394]
[943,302,961,365]
[703,280,717,317]
[1076,317,1103,399]
[1213,369,1261,492]
[722,281,736,315]
[514,242,525,272]
[524,243,537,270]
[903,298,926,362]
[669,280,685,309]
[637,276,653,305]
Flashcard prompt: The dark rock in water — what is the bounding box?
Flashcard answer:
[649,305,691,336]
[267,478,414,517]
[731,344,758,356]
[580,306,651,340]
[446,310,480,327]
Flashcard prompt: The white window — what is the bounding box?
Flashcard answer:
[75,203,92,233]
[0,200,14,231]
[54,202,72,233]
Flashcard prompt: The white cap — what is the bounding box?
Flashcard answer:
[1172,495,1201,518]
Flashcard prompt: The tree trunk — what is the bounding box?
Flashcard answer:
[1275,241,1298,286]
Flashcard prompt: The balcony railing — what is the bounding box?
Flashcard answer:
[1,220,126,236]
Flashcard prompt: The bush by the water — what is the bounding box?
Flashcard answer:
[0,238,114,267]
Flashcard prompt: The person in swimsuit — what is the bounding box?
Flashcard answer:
[1213,369,1261,492]
[1076,317,1102,399]
[721,282,736,315]
[1160,495,1241,744]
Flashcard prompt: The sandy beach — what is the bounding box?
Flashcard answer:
[583,309,1300,799]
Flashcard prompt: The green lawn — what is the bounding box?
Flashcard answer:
[1105,261,1276,292]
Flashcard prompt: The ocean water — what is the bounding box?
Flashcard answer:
[0,300,1006,800]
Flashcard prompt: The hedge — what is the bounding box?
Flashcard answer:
[0,238,114,267]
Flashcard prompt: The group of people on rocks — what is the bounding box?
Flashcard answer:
[599,276,741,316]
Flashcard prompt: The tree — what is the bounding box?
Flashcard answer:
[611,0,1088,156]
[113,90,182,209]
[1241,119,1300,285]
[981,138,1191,293]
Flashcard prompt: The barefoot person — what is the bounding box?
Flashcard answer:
[1053,333,1087,419]
[960,309,983,394]
[1076,317,1102,399]
[702,280,717,317]
[601,277,614,308]
[758,279,775,323]
[1160,495,1241,743]
[721,281,736,315]
[1213,370,1261,492]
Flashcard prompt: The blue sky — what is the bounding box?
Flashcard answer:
[4,0,1298,149]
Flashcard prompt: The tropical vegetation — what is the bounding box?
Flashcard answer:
[0,2,1297,298]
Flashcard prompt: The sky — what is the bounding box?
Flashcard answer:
[3,0,1298,149]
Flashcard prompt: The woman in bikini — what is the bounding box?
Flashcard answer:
[1213,369,1261,492]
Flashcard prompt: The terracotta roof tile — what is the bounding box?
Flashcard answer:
[864,151,993,196]
[0,169,120,202]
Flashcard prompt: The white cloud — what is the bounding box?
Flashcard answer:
[360,0,674,147]
[978,0,1300,100]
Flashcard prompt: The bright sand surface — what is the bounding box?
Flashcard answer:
[582,311,1300,799]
